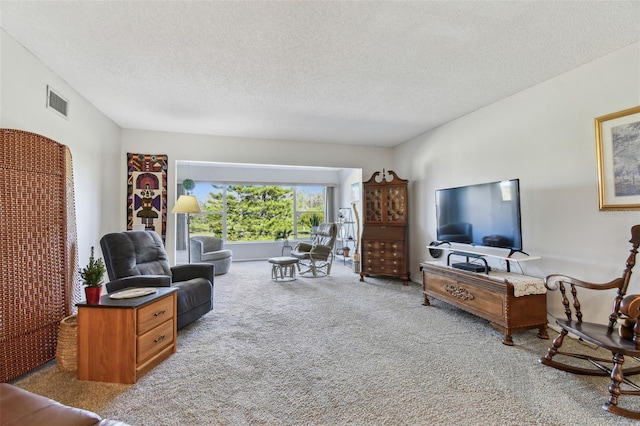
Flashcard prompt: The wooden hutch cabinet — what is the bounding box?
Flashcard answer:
[359,169,410,284]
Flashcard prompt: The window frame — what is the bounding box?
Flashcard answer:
[189,182,326,242]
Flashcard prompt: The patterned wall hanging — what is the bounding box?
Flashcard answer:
[127,153,168,242]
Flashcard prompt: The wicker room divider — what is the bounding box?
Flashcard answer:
[0,129,81,382]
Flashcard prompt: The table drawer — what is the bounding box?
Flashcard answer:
[137,319,174,364]
[137,295,174,335]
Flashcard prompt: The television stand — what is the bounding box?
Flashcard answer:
[436,246,540,273]
[421,262,548,345]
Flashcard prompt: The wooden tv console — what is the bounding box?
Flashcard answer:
[421,262,548,345]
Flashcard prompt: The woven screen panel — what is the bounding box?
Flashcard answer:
[0,129,78,382]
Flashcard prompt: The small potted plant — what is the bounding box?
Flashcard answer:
[310,214,321,234]
[182,178,195,194]
[342,246,351,257]
[80,246,106,304]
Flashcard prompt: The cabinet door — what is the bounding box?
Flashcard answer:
[385,185,407,224]
[364,186,384,224]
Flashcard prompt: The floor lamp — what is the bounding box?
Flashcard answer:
[172,195,201,263]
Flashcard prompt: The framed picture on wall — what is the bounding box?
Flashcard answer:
[596,106,640,210]
[351,182,360,202]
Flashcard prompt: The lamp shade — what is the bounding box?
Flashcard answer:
[171,195,201,214]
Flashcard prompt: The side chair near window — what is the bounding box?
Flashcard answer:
[190,236,233,275]
[100,230,214,329]
[291,222,338,277]
[538,225,640,420]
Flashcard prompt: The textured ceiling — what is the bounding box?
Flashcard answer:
[1,1,639,147]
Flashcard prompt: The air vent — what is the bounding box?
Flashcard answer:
[46,86,69,119]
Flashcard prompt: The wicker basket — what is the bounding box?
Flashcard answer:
[55,314,78,371]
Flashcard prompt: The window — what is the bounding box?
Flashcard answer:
[188,182,325,242]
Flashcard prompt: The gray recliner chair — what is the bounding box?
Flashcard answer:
[190,236,233,275]
[100,230,213,329]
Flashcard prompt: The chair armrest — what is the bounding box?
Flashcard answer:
[105,275,171,293]
[171,263,214,283]
[293,242,313,253]
[544,274,625,291]
[203,238,224,252]
[190,238,203,263]
[309,244,332,259]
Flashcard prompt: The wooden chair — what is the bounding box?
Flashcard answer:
[538,225,640,419]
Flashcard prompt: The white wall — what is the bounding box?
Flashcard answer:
[119,128,393,261]
[395,42,640,322]
[1,30,121,269]
[337,168,363,256]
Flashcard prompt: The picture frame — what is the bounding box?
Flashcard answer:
[351,182,360,202]
[595,106,640,210]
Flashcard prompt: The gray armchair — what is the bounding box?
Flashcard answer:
[100,230,213,329]
[190,236,233,275]
[291,222,338,277]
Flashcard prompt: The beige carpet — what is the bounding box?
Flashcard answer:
[11,260,640,425]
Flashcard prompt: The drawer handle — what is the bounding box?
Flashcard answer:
[154,310,166,317]
[154,335,166,343]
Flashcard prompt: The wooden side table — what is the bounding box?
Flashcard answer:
[77,287,178,384]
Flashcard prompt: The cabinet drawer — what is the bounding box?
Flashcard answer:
[363,264,403,275]
[364,241,401,250]
[364,251,403,260]
[364,257,403,266]
[364,242,403,258]
[137,295,174,335]
[137,319,174,364]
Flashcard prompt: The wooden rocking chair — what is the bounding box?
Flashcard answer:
[538,224,640,419]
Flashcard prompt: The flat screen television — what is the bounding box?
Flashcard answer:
[435,179,523,254]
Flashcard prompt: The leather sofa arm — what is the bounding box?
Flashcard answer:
[0,383,132,426]
[171,263,214,284]
[105,275,171,293]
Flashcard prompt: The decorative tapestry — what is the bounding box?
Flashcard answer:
[127,153,168,242]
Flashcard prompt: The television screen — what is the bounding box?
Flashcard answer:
[435,179,523,252]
